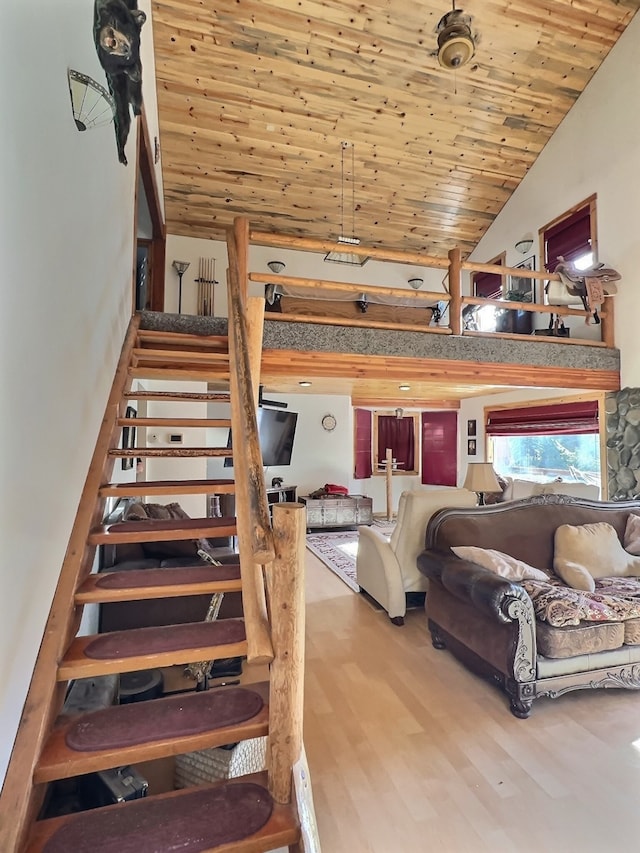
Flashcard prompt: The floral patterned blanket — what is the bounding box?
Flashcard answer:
[521,576,640,628]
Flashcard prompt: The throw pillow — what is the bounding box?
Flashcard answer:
[624,514,640,556]
[554,522,640,592]
[451,546,548,582]
[124,501,200,559]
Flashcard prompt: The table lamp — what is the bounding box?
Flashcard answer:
[463,462,501,505]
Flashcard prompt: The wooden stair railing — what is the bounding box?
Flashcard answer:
[0,238,310,851]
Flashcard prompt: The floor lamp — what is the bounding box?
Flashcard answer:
[463,462,501,505]
[172,260,190,313]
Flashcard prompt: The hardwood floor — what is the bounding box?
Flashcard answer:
[302,551,640,852]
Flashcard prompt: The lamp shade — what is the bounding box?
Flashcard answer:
[463,462,501,494]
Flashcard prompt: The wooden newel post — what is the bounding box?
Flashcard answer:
[601,296,615,349]
[448,247,462,336]
[267,502,306,804]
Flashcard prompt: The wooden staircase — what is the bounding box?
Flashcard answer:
[0,229,310,851]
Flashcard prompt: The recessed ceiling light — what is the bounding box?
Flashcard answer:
[399,385,411,391]
[299,381,312,387]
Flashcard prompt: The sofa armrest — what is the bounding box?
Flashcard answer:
[417,549,532,625]
[356,526,406,619]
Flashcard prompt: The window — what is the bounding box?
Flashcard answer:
[374,412,419,475]
[469,253,505,332]
[543,197,597,273]
[486,400,601,488]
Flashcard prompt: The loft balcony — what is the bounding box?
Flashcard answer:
[151,224,620,403]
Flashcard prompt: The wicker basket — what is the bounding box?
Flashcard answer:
[174,737,267,787]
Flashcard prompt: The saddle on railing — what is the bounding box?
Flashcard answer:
[547,256,621,323]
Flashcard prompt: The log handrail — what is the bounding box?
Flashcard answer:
[462,294,609,319]
[249,272,449,306]
[226,226,275,664]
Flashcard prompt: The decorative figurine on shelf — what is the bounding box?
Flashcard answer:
[271,477,284,488]
[93,0,146,165]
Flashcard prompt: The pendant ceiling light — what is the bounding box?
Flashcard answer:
[325,141,369,266]
[435,2,476,70]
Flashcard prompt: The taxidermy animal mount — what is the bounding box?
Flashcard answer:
[93,0,146,165]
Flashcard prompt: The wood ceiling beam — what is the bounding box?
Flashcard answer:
[260,349,620,394]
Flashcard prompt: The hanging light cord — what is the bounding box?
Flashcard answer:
[341,142,345,237]
[351,143,356,240]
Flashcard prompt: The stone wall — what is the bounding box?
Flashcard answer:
[606,388,640,500]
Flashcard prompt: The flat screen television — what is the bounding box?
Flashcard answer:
[224,407,298,467]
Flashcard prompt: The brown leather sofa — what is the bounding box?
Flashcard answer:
[98,500,242,633]
[417,494,640,717]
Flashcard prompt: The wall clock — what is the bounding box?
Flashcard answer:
[321,414,337,432]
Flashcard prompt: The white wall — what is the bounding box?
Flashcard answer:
[0,2,158,785]
[469,13,640,374]
[145,382,208,517]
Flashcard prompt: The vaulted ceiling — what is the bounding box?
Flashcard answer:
[152,0,639,258]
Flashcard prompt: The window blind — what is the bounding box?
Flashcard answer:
[545,206,591,271]
[486,401,598,436]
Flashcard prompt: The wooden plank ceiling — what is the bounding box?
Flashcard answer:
[152,0,639,257]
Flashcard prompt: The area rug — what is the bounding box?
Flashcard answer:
[306,525,394,593]
[305,531,361,591]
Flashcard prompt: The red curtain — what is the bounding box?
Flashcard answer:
[545,206,591,271]
[486,401,598,436]
[354,408,372,479]
[421,411,458,486]
[377,416,414,472]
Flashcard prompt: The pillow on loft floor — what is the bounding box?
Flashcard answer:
[451,546,548,582]
[554,522,640,592]
[624,514,640,556]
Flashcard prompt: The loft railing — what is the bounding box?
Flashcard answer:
[249,231,614,349]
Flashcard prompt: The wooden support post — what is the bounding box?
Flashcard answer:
[385,447,393,521]
[267,503,306,804]
[601,296,615,349]
[246,295,266,406]
[449,247,462,336]
[234,216,250,301]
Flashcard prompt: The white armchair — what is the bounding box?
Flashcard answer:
[356,488,477,625]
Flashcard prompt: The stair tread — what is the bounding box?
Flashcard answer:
[75,563,242,604]
[136,330,229,349]
[99,479,236,497]
[124,390,231,402]
[117,417,231,428]
[26,771,300,853]
[129,367,231,381]
[133,347,229,362]
[35,682,269,783]
[89,516,237,545]
[59,620,247,681]
[109,447,232,458]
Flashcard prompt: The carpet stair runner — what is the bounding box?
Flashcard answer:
[6,320,303,852]
[34,682,270,783]
[25,772,299,853]
[75,563,243,604]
